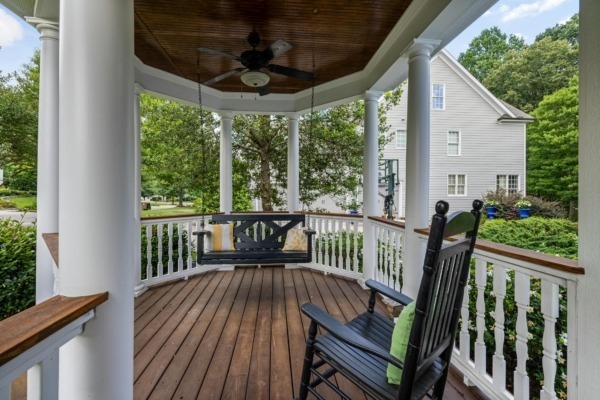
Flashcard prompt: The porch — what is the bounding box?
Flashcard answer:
[133,267,479,400]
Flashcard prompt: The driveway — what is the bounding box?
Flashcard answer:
[0,209,37,225]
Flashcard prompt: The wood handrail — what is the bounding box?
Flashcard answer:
[302,211,364,219]
[0,293,108,366]
[141,212,223,221]
[368,216,406,229]
[42,233,59,267]
[414,227,584,275]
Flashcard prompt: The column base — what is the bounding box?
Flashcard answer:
[134,283,147,297]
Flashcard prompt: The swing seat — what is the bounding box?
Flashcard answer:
[194,213,316,265]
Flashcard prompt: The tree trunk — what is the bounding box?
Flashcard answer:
[259,151,273,211]
[178,188,184,208]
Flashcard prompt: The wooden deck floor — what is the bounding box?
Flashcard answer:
[134,267,483,400]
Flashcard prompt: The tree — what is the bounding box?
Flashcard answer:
[141,95,220,207]
[535,13,579,46]
[527,76,578,220]
[231,89,402,211]
[483,38,578,113]
[458,27,525,83]
[0,51,40,190]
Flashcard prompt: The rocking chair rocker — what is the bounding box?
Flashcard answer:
[297,199,483,400]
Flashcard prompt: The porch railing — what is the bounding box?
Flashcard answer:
[0,293,108,399]
[140,214,216,287]
[138,212,583,400]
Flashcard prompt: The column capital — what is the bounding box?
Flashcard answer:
[406,38,440,59]
[286,112,299,121]
[219,110,234,120]
[363,90,383,102]
[25,17,59,40]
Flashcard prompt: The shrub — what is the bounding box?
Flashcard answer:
[0,188,35,197]
[0,219,37,320]
[0,199,16,209]
[479,217,578,259]
[483,189,567,220]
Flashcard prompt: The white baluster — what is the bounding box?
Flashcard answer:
[474,259,487,375]
[186,221,193,270]
[317,218,323,266]
[353,219,359,273]
[377,226,384,283]
[394,231,402,291]
[331,219,337,269]
[338,220,344,269]
[384,228,391,287]
[177,222,183,272]
[514,271,531,400]
[493,265,507,391]
[460,267,471,371]
[540,280,559,400]
[324,218,330,269]
[157,223,164,277]
[145,224,152,279]
[167,223,174,275]
[345,220,351,270]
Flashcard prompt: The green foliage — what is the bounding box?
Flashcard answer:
[140,94,220,207]
[527,76,579,219]
[483,38,578,113]
[479,217,578,259]
[0,198,15,208]
[140,224,192,279]
[10,197,36,211]
[458,26,525,83]
[0,219,36,320]
[535,13,579,46]
[0,188,35,196]
[0,51,39,179]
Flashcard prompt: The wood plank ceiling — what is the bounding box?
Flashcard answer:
[134,0,413,95]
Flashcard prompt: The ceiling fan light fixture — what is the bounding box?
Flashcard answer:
[240,70,270,87]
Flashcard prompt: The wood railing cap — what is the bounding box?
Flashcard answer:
[0,293,108,366]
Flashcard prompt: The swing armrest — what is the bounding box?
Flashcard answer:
[193,230,210,261]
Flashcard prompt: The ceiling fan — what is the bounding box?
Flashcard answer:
[198,30,315,96]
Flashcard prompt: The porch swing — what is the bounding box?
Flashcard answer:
[193,53,316,266]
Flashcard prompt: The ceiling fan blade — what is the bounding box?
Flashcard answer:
[198,47,240,61]
[267,64,314,81]
[257,85,270,96]
[261,39,292,60]
[203,68,245,86]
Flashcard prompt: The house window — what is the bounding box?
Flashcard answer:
[432,84,445,110]
[447,130,461,156]
[396,130,407,149]
[448,174,466,196]
[496,175,520,194]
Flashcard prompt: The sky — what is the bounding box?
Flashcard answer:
[0,0,579,75]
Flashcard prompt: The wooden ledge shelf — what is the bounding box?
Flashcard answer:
[0,293,108,366]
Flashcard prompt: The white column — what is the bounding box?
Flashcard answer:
[577,1,600,398]
[287,113,300,212]
[220,111,233,213]
[361,91,381,283]
[27,22,60,399]
[133,86,146,297]
[30,21,60,303]
[403,39,438,298]
[58,0,134,398]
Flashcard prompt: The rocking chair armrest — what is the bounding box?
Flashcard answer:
[301,303,404,368]
[365,279,413,306]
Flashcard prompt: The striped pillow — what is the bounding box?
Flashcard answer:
[205,223,235,252]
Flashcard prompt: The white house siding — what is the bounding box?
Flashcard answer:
[383,51,527,217]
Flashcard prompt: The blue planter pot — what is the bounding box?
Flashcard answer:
[486,206,497,220]
[349,210,359,215]
[518,208,531,219]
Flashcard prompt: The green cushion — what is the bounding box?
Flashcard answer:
[387,301,416,385]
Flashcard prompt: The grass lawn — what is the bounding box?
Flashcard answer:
[9,196,36,211]
[141,206,197,218]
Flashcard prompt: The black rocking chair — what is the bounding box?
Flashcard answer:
[297,200,483,400]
